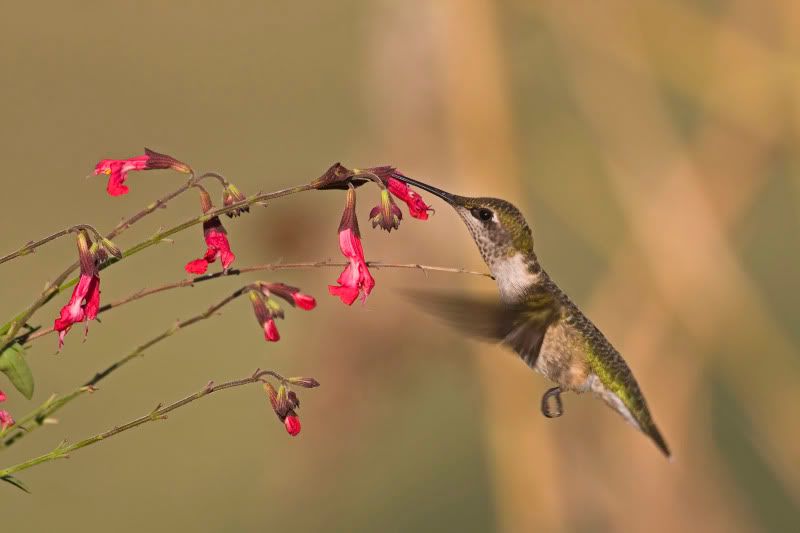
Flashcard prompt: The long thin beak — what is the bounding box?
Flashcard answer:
[391,174,458,204]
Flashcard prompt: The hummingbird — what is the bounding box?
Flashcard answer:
[393,175,671,458]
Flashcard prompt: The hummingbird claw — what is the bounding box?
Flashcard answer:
[541,387,563,418]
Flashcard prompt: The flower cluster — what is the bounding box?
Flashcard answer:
[248,282,316,342]
[94,148,192,196]
[0,390,14,431]
[263,380,319,436]
[327,168,433,305]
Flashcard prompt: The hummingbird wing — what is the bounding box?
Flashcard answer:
[404,290,561,367]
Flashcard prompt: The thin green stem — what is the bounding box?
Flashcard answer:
[0,224,105,266]
[0,370,292,478]
[1,287,251,448]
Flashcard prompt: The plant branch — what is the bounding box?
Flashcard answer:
[0,182,314,352]
[1,287,252,448]
[0,369,291,479]
[18,260,489,345]
[0,224,106,266]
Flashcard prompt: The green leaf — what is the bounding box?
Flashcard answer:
[1,475,31,493]
[0,343,34,399]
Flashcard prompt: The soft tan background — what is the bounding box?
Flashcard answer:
[1,1,799,531]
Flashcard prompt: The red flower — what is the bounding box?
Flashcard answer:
[292,292,316,310]
[387,176,432,220]
[328,186,375,305]
[248,290,283,343]
[329,228,375,305]
[94,148,191,196]
[264,317,280,342]
[261,283,317,311]
[0,389,12,431]
[284,415,301,436]
[54,274,101,350]
[53,230,101,350]
[184,217,235,274]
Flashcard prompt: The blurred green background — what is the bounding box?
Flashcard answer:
[1,1,799,531]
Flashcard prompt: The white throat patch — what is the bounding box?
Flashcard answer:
[492,253,541,303]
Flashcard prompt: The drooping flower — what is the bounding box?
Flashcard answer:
[328,186,375,305]
[386,176,433,220]
[184,217,235,274]
[264,383,302,437]
[53,231,101,350]
[369,188,403,232]
[248,290,283,343]
[94,148,191,196]
[284,415,301,436]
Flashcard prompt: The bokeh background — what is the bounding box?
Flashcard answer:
[1,1,799,531]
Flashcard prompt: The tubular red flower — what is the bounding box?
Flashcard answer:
[184,217,235,274]
[284,415,301,436]
[264,317,280,342]
[328,228,375,305]
[95,155,150,196]
[387,176,433,220]
[0,410,13,431]
[292,292,316,310]
[53,273,101,350]
[94,148,191,196]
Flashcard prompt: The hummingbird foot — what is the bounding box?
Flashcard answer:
[540,387,563,418]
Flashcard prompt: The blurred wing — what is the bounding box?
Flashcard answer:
[405,290,560,367]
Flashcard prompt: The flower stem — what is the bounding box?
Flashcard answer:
[1,287,251,448]
[0,370,291,478]
[0,224,106,266]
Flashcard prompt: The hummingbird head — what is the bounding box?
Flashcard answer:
[392,176,536,274]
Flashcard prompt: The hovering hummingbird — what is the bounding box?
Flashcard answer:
[392,175,671,458]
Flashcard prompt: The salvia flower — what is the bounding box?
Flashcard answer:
[222,183,249,217]
[0,389,12,431]
[328,186,375,305]
[386,175,433,220]
[184,217,235,274]
[94,147,191,197]
[53,231,101,350]
[369,188,403,232]
[249,290,283,342]
[261,282,317,311]
[264,383,301,437]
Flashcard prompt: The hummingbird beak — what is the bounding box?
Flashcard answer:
[391,174,459,205]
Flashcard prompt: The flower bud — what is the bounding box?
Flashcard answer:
[286,377,320,388]
[197,187,214,214]
[222,183,249,218]
[310,162,356,190]
[284,415,301,436]
[99,237,122,259]
[369,189,402,232]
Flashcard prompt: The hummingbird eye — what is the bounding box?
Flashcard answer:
[471,207,494,221]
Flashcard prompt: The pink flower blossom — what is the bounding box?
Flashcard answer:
[94,148,191,196]
[328,186,375,305]
[264,317,280,342]
[0,390,12,431]
[329,228,375,305]
[184,217,235,274]
[292,292,317,310]
[53,273,101,350]
[387,176,433,220]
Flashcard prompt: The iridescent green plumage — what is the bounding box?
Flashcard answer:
[395,175,670,457]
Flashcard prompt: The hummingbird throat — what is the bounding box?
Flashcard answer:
[489,252,544,303]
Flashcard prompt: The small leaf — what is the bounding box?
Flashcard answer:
[0,343,34,399]
[1,475,31,493]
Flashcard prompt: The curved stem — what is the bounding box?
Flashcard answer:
[0,224,105,266]
[0,369,293,478]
